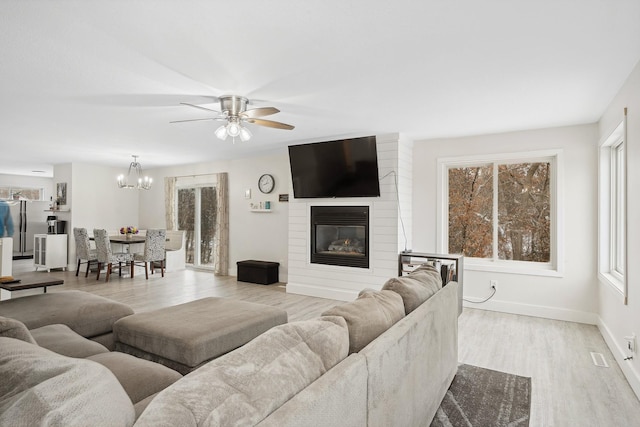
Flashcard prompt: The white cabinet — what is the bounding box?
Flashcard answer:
[34,234,68,272]
[0,237,12,278]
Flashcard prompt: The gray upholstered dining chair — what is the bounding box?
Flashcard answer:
[73,227,98,277]
[132,229,166,279]
[93,228,134,282]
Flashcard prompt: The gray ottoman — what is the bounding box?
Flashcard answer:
[0,290,134,350]
[113,297,288,374]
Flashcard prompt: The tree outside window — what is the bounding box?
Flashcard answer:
[448,161,551,263]
[177,186,217,267]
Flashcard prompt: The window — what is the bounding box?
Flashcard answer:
[599,119,627,300]
[175,175,218,269]
[611,141,625,278]
[0,186,44,201]
[438,150,562,276]
[177,186,217,268]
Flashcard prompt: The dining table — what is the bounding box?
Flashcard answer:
[108,235,146,260]
[86,234,147,278]
[109,235,146,245]
[89,234,146,256]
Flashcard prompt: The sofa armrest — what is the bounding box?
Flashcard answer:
[360,282,458,427]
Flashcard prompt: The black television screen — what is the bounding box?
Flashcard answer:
[288,136,380,198]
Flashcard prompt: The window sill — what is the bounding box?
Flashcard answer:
[598,272,625,302]
[465,261,563,278]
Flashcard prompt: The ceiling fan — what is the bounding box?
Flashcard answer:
[170,95,295,142]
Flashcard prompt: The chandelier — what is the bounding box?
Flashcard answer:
[117,155,152,190]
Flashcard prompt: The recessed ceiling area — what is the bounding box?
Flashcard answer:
[1,0,639,176]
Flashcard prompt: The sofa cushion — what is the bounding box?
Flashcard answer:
[30,324,110,358]
[0,337,135,427]
[0,316,36,344]
[382,265,442,314]
[135,316,349,427]
[322,289,405,354]
[0,290,134,338]
[88,352,182,405]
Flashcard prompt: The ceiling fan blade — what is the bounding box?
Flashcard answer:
[180,102,221,114]
[247,118,295,130]
[170,117,217,123]
[241,107,280,118]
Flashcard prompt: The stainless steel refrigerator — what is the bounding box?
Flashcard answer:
[9,200,49,259]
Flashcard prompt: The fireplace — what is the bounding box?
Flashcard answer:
[310,206,369,268]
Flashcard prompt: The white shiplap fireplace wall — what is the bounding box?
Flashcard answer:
[287,133,413,301]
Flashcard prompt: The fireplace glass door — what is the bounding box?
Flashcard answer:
[311,206,369,268]
[315,225,366,256]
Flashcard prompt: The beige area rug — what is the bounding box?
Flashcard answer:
[431,364,531,427]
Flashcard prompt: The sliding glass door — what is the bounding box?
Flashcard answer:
[177,185,217,269]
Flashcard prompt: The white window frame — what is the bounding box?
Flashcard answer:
[437,149,564,277]
[598,118,627,303]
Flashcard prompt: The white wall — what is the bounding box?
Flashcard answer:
[413,124,599,324]
[597,60,640,399]
[64,162,139,269]
[137,151,291,280]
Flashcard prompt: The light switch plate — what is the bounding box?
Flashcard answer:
[245,189,251,199]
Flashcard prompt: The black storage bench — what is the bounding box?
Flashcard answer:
[236,260,280,285]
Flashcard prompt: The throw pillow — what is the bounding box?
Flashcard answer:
[322,289,405,354]
[382,266,442,314]
[0,316,36,344]
[411,263,445,284]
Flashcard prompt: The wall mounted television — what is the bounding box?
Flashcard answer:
[288,135,380,198]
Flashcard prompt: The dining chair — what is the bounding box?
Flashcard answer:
[132,229,166,279]
[73,227,98,277]
[93,228,134,282]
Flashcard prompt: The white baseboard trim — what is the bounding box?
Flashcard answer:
[462,298,598,325]
[286,282,357,302]
[597,317,640,401]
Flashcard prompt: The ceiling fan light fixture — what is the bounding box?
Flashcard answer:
[215,125,228,140]
[239,126,252,142]
[226,121,241,138]
[174,95,293,143]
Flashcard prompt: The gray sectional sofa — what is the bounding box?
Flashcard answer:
[0,266,459,426]
[0,290,134,349]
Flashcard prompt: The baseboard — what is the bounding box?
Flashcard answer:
[286,282,357,302]
[597,317,640,401]
[462,297,598,325]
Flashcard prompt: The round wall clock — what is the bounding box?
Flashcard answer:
[258,174,275,194]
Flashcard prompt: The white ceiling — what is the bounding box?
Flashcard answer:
[1,0,639,177]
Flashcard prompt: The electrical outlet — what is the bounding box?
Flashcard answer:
[624,334,637,354]
[490,280,498,291]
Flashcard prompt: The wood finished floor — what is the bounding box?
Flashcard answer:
[8,260,640,426]
[459,308,640,426]
[9,260,341,322]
